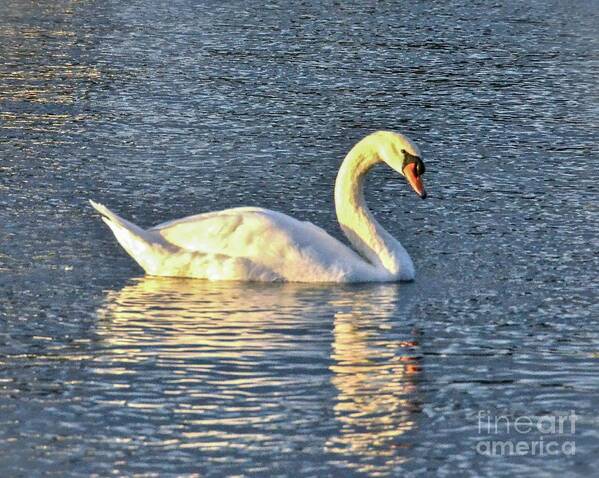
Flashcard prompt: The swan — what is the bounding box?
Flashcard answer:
[90,130,427,283]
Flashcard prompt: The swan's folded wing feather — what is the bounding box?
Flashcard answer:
[146,206,375,281]
[150,208,298,259]
[149,206,370,281]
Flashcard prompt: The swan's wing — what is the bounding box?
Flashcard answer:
[149,207,363,266]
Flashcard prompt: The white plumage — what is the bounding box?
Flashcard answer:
[91,131,426,283]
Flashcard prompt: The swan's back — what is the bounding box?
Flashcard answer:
[150,207,377,282]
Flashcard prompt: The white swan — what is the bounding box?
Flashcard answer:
[91,130,427,283]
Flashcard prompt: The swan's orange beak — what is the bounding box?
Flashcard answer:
[403,163,427,199]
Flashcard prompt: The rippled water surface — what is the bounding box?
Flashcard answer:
[1,0,598,476]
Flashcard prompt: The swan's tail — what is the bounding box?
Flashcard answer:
[90,200,168,274]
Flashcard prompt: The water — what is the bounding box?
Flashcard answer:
[1,0,598,476]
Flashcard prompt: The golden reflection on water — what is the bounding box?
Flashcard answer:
[97,277,316,356]
[0,3,99,132]
[97,277,420,472]
[327,288,421,473]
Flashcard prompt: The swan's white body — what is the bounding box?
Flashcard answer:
[91,131,423,283]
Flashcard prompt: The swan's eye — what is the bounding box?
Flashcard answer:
[402,149,425,177]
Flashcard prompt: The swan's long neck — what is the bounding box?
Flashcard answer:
[334,143,404,277]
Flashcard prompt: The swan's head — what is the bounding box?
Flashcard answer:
[375,131,427,199]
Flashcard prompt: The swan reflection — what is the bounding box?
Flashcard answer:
[97,277,421,472]
[97,277,331,358]
[327,287,421,473]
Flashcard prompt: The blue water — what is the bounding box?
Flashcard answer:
[1,0,598,476]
